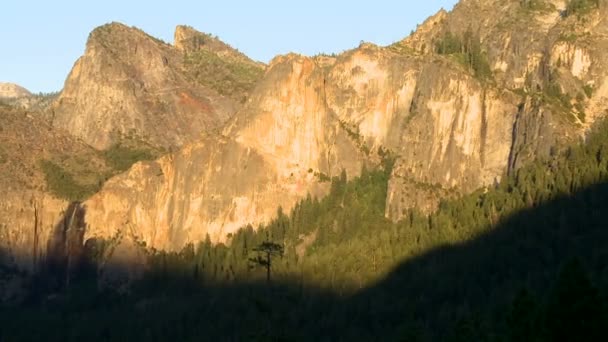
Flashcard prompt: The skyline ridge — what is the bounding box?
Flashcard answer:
[0,0,458,92]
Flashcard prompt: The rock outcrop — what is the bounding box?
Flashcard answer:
[50,23,263,150]
[0,83,31,99]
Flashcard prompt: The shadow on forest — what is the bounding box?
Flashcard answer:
[1,180,608,341]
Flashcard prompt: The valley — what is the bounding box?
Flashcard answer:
[1,0,608,340]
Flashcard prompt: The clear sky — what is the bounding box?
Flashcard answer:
[0,0,458,93]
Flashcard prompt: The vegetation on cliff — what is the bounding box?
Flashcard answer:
[184,48,264,102]
[565,0,601,17]
[38,138,159,201]
[435,29,493,80]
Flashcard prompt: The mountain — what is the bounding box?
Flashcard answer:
[5,82,608,341]
[3,1,608,339]
[50,23,264,150]
[2,0,608,266]
[0,83,31,98]
[0,23,267,272]
[74,0,608,251]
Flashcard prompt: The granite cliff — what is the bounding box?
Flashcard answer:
[50,23,263,150]
[3,0,608,264]
[82,0,608,251]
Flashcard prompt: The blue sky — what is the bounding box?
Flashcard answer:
[0,0,458,93]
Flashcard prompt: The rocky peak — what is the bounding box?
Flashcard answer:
[176,25,265,102]
[174,25,263,68]
[0,82,31,98]
[50,22,241,150]
[400,8,448,54]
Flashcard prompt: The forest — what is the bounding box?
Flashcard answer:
[2,118,608,340]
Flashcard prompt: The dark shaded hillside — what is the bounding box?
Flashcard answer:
[2,177,608,340]
[346,179,608,340]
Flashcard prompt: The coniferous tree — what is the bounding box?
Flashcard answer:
[249,234,284,284]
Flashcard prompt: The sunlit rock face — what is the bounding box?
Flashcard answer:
[382,0,608,217]
[6,0,608,260]
[84,55,369,250]
[81,0,608,248]
[49,23,257,150]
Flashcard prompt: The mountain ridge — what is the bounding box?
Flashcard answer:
[49,22,263,150]
[2,0,608,267]
[55,1,608,251]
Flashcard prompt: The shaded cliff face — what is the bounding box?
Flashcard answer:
[50,23,263,150]
[79,1,608,249]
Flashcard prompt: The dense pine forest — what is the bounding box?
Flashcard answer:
[2,119,608,341]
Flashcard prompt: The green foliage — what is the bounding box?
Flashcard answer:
[40,160,98,201]
[34,91,60,98]
[135,119,608,337]
[387,42,416,55]
[558,31,579,42]
[574,92,587,122]
[37,140,155,201]
[506,289,541,341]
[544,80,573,111]
[102,143,155,172]
[248,235,285,283]
[519,0,555,12]
[184,49,263,101]
[435,31,463,55]
[338,119,372,155]
[564,0,600,17]
[314,171,331,182]
[583,84,594,98]
[435,30,493,80]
